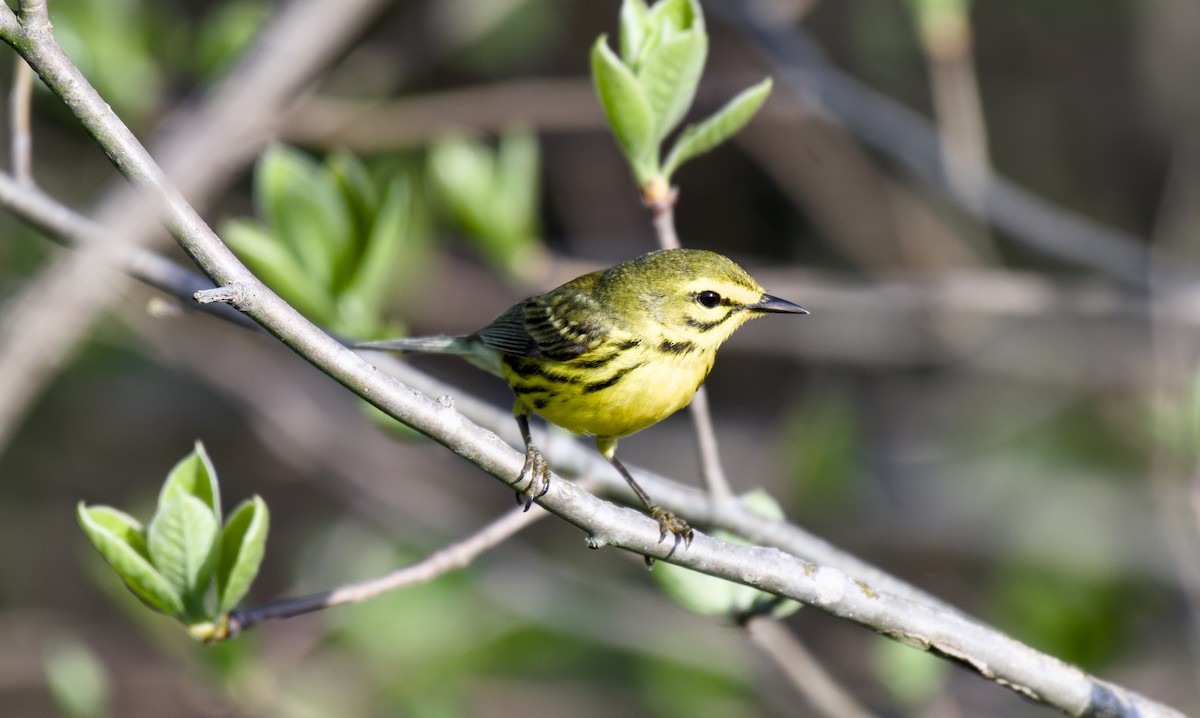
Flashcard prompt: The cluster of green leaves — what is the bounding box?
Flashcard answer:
[591,0,772,192]
[222,146,423,339]
[50,0,270,126]
[428,127,546,280]
[77,442,269,641]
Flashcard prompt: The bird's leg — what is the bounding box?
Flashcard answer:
[598,439,694,555]
[513,412,550,511]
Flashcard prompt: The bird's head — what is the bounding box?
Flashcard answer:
[596,248,807,348]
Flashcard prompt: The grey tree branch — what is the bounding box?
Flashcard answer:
[0,8,1184,716]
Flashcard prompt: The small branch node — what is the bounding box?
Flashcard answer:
[584,533,611,550]
[640,176,677,212]
[194,283,249,307]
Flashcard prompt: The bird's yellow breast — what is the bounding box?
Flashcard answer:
[501,339,715,441]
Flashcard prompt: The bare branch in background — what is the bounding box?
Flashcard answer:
[0,0,394,456]
[743,616,876,718]
[645,192,735,502]
[715,0,1156,288]
[227,504,549,636]
[9,60,33,185]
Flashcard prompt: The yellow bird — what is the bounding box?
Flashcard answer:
[355,248,806,545]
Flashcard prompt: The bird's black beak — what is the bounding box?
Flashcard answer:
[752,294,808,314]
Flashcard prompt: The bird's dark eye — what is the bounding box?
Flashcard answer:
[696,290,721,308]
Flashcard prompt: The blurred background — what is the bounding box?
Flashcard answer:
[1,0,1198,715]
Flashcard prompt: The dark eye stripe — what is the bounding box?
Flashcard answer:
[685,310,735,332]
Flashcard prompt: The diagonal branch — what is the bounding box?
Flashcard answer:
[227,502,552,636]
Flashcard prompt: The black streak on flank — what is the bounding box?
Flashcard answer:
[512,383,551,395]
[503,355,581,384]
[658,339,696,355]
[582,362,644,394]
[532,397,550,410]
[572,352,621,369]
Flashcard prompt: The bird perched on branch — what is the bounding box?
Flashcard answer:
[354,248,806,548]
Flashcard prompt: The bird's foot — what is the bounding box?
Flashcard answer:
[649,506,693,560]
[513,444,550,511]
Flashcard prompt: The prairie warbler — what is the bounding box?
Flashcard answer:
[355,248,806,545]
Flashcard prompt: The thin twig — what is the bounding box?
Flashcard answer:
[918,6,994,242]
[743,615,877,718]
[647,171,863,709]
[227,504,549,636]
[9,59,34,185]
[647,192,682,250]
[646,191,735,502]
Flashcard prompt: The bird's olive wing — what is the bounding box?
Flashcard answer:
[473,303,537,356]
[475,274,612,361]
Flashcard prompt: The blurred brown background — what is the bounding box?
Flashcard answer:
[0,0,1197,715]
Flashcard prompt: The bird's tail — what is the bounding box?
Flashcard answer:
[350,335,473,355]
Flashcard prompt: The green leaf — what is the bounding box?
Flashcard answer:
[216,496,270,613]
[326,151,379,291]
[636,27,707,144]
[491,127,542,268]
[647,0,701,35]
[147,495,220,618]
[254,144,353,289]
[343,177,411,322]
[192,0,271,79]
[663,77,772,180]
[159,440,221,524]
[873,636,948,708]
[51,0,163,126]
[618,0,651,66]
[43,637,112,718]
[221,219,339,323]
[77,503,184,616]
[496,128,540,235]
[590,36,658,181]
[428,133,496,239]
